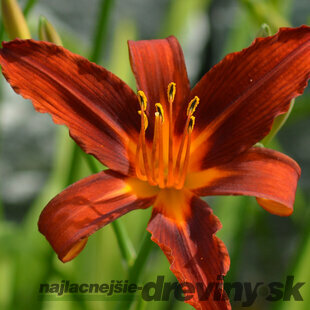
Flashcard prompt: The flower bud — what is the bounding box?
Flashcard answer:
[256,24,293,146]
[257,23,272,38]
[1,0,31,39]
[261,99,295,146]
[38,16,62,46]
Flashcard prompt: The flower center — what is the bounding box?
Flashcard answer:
[135,83,199,189]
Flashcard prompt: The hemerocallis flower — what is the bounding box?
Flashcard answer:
[0,26,310,310]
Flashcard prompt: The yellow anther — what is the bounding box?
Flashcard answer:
[137,90,147,111]
[187,96,200,116]
[155,103,164,122]
[188,116,195,133]
[138,110,148,130]
[167,82,176,103]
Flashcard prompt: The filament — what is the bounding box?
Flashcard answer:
[134,87,199,190]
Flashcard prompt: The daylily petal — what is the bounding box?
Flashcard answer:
[189,26,310,171]
[128,36,190,136]
[38,170,158,262]
[186,147,300,216]
[148,189,230,310]
[0,39,141,175]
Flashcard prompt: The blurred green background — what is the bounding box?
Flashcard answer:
[0,0,310,309]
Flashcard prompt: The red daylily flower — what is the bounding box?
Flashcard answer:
[1,26,310,310]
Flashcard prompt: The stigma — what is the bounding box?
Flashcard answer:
[135,83,199,189]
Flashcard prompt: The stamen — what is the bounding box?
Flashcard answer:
[188,115,195,132]
[155,103,164,121]
[167,82,176,103]
[176,116,195,189]
[187,96,200,116]
[138,110,148,130]
[158,111,165,188]
[137,90,147,111]
[136,91,155,185]
[174,96,200,186]
[135,135,146,180]
[167,82,176,187]
[174,116,190,178]
[151,103,165,187]
[135,87,197,190]
[151,111,160,182]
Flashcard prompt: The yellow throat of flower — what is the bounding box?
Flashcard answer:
[135,83,199,190]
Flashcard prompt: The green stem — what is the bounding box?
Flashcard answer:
[128,231,154,284]
[77,0,134,272]
[89,0,115,63]
[116,231,154,310]
[65,143,81,186]
[111,220,136,267]
[34,250,88,310]
[225,202,249,283]
[82,151,100,174]
[23,0,39,17]
[81,152,136,267]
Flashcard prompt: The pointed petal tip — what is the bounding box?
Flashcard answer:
[190,25,310,170]
[38,170,155,263]
[128,35,190,138]
[60,238,88,263]
[188,148,300,217]
[0,39,142,175]
[147,192,231,310]
[256,198,294,217]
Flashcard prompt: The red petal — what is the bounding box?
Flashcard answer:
[0,39,141,175]
[186,147,300,216]
[128,36,190,136]
[148,190,231,310]
[189,26,310,170]
[38,170,157,262]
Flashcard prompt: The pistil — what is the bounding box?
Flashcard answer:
[158,110,165,188]
[151,103,164,186]
[167,82,176,187]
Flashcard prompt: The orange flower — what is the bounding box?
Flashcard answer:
[0,26,310,310]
